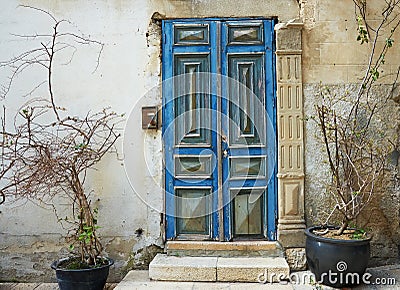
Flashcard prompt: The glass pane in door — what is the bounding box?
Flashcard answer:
[233,190,264,236]
[176,189,211,236]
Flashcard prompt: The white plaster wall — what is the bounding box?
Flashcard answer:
[0,2,155,229]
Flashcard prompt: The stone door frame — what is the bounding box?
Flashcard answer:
[275,21,306,248]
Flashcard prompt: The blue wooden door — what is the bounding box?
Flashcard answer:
[162,19,276,241]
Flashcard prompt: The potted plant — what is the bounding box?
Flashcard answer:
[0,6,121,290]
[12,103,120,290]
[305,0,400,287]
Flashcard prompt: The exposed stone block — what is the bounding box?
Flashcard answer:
[285,248,307,271]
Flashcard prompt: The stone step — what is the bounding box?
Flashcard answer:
[149,254,290,283]
[166,241,284,257]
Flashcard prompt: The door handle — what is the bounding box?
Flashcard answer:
[221,134,229,159]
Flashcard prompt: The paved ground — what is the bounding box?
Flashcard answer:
[0,283,117,289]
[115,270,295,289]
[351,264,400,290]
[0,264,399,290]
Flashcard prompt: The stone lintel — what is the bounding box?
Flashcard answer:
[275,20,303,51]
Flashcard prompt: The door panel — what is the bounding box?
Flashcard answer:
[227,23,263,44]
[230,156,266,178]
[163,20,219,240]
[163,19,276,241]
[176,188,211,237]
[221,20,275,240]
[233,189,264,236]
[175,155,213,178]
[174,55,210,145]
[174,25,209,45]
[228,54,264,145]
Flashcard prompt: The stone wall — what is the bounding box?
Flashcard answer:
[302,0,400,84]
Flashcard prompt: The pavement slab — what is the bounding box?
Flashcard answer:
[0,283,117,290]
[116,270,294,290]
[1,264,399,290]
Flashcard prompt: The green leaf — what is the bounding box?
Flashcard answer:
[352,228,367,240]
[69,244,75,251]
[386,38,394,47]
[370,68,379,81]
[380,53,385,64]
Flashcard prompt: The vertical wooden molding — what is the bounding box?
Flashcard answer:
[275,21,306,248]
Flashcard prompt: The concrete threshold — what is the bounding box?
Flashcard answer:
[166,241,284,257]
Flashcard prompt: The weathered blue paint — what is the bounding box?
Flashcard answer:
[266,19,278,240]
[163,18,277,241]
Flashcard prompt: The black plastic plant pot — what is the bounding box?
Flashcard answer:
[305,226,371,288]
[51,257,114,290]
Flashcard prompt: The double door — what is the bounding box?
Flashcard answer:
[162,19,276,241]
